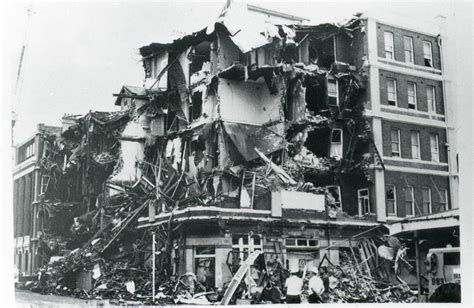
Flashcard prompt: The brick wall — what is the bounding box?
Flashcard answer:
[379,69,444,114]
[381,119,447,162]
[384,171,449,217]
[376,23,441,70]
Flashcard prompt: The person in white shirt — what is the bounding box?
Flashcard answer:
[307,267,325,303]
[285,270,303,303]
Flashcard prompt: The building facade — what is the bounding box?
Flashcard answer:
[13,124,61,278]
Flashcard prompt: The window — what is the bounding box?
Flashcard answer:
[410,131,420,160]
[427,86,436,113]
[285,238,319,248]
[17,141,35,164]
[232,234,262,262]
[405,186,415,216]
[423,41,433,67]
[387,79,397,106]
[386,185,397,216]
[422,187,432,215]
[439,189,449,211]
[407,82,417,109]
[194,246,215,290]
[384,32,394,59]
[430,133,440,162]
[391,129,401,157]
[330,129,343,158]
[327,79,338,105]
[326,185,342,209]
[358,188,371,216]
[404,36,414,64]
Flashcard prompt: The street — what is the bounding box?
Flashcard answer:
[15,289,104,307]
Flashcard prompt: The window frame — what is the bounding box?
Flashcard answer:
[330,128,343,158]
[427,85,436,114]
[422,187,432,215]
[403,36,414,64]
[326,185,342,209]
[405,185,415,217]
[387,78,397,106]
[410,131,421,160]
[386,184,397,216]
[423,41,433,67]
[391,128,401,157]
[327,78,339,106]
[384,31,394,60]
[357,188,371,216]
[285,238,320,249]
[407,82,417,110]
[440,189,449,211]
[430,133,440,162]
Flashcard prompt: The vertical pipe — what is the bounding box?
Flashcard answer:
[414,231,422,302]
[152,232,156,304]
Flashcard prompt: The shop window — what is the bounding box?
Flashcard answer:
[194,246,215,290]
[232,234,262,263]
[386,185,397,216]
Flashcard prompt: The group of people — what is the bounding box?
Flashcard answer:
[285,266,325,304]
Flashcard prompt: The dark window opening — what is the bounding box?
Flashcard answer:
[190,41,211,75]
[190,91,203,121]
[309,38,335,70]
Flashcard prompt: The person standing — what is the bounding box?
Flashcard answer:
[307,267,325,303]
[285,267,303,303]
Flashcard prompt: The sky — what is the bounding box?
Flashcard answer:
[1,0,471,144]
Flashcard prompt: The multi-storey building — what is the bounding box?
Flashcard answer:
[13,124,61,278]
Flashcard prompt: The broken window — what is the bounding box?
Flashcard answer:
[387,78,397,106]
[390,129,400,157]
[240,171,255,208]
[422,187,432,215]
[190,91,203,121]
[189,41,211,75]
[410,131,420,160]
[326,185,342,209]
[327,78,338,106]
[423,41,433,67]
[407,82,417,109]
[384,31,394,60]
[40,175,50,195]
[405,186,414,216]
[358,188,371,215]
[194,246,215,290]
[386,185,397,216]
[430,133,440,162]
[427,85,436,113]
[404,36,414,64]
[330,128,343,158]
[231,235,262,263]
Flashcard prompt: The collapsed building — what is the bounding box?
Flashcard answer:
[14,2,458,304]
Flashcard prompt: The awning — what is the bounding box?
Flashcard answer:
[387,209,459,235]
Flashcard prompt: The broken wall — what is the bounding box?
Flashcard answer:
[218,78,283,125]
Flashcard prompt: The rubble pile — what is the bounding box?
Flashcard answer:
[318,254,417,303]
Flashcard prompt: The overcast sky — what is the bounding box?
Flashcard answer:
[1,0,472,143]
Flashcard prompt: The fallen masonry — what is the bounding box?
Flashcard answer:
[14,2,452,305]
